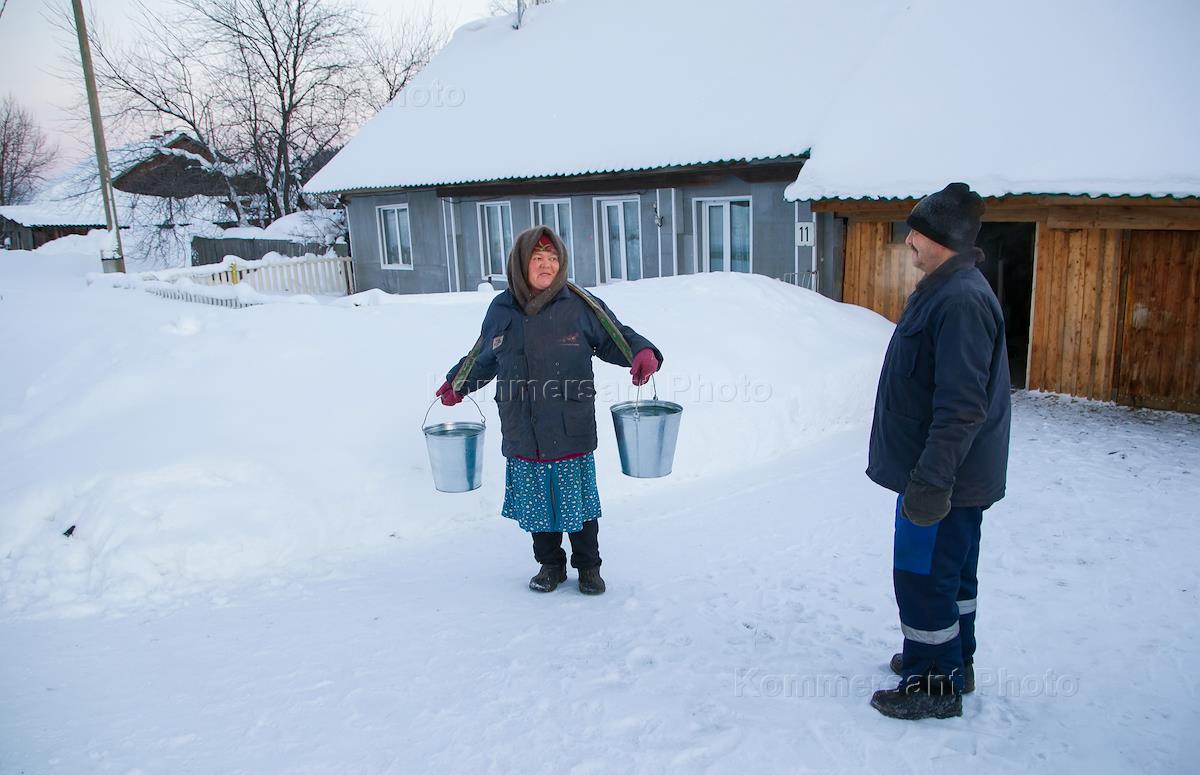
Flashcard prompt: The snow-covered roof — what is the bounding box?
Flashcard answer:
[785,0,1200,201]
[305,0,899,194]
[0,203,106,228]
[0,133,235,228]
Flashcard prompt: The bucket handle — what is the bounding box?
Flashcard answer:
[632,374,659,418]
[423,393,485,430]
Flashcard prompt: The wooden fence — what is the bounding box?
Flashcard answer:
[143,285,255,309]
[191,236,348,267]
[188,255,355,296]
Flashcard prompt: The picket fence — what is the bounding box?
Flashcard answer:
[187,254,355,296]
[117,253,357,309]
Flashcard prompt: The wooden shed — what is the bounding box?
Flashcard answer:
[816,196,1200,412]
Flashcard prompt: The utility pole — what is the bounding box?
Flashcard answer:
[71,0,125,272]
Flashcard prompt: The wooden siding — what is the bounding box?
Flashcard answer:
[836,197,1200,411]
[1027,225,1124,400]
[815,195,1200,230]
[1115,230,1200,411]
[842,220,923,322]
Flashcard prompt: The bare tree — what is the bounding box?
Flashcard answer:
[60,0,448,224]
[178,0,366,221]
[52,2,254,223]
[489,0,552,17]
[0,96,59,206]
[362,4,449,112]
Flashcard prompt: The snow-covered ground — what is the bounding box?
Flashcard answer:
[1,252,1197,773]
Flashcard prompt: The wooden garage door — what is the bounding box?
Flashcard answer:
[1116,230,1200,411]
[843,221,924,322]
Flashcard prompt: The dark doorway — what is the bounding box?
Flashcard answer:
[976,223,1036,387]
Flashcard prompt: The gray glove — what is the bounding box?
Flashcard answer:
[902,473,952,526]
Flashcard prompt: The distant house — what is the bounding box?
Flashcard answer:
[785,0,1200,411]
[303,0,900,297]
[111,130,264,203]
[0,207,105,251]
[0,132,242,252]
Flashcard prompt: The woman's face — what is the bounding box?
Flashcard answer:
[527,243,561,291]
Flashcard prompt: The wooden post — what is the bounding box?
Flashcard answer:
[230,261,239,285]
[71,0,125,273]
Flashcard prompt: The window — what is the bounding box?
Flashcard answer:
[531,199,574,280]
[478,202,513,279]
[597,197,642,281]
[377,204,413,269]
[695,197,751,273]
[890,222,911,244]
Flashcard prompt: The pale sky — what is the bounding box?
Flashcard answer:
[0,0,494,174]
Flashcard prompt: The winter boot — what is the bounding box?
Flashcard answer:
[890,653,974,694]
[578,567,606,595]
[870,677,962,720]
[529,563,567,593]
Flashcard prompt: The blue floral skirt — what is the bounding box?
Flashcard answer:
[501,453,602,533]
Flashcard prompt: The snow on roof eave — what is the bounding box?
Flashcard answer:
[0,206,107,228]
[304,152,810,197]
[802,192,1200,203]
[785,182,1200,204]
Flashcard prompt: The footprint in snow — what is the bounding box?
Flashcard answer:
[162,317,201,336]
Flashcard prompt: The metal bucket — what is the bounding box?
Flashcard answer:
[610,381,682,478]
[422,396,486,493]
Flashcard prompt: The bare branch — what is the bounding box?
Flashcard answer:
[0,96,60,205]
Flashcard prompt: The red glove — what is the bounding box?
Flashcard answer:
[630,348,659,386]
[436,380,464,406]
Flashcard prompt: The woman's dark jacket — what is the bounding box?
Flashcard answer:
[447,286,662,461]
[867,254,1011,507]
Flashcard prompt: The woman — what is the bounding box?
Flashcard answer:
[436,225,662,595]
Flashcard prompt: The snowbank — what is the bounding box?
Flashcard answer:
[221,209,344,245]
[0,254,891,615]
[33,223,226,272]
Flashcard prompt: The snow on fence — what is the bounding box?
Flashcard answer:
[89,252,356,309]
[142,284,255,309]
[190,236,348,267]
[188,254,355,296]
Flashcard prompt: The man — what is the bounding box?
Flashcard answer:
[866,182,1012,720]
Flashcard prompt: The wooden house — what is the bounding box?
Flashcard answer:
[787,1,1199,411]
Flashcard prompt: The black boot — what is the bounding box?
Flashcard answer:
[871,677,962,720]
[890,653,974,694]
[529,563,567,592]
[578,567,606,595]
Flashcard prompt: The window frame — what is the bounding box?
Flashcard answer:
[693,196,753,274]
[376,203,414,271]
[476,201,514,281]
[594,196,642,282]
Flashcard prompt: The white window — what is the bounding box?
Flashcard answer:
[597,197,642,281]
[531,198,574,280]
[377,204,413,269]
[695,197,751,273]
[477,201,513,279]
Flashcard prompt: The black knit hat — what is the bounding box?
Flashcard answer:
[905,182,985,252]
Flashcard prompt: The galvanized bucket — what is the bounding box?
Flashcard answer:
[610,378,682,478]
[422,395,486,493]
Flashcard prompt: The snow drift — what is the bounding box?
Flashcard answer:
[0,252,891,615]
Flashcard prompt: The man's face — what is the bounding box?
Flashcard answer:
[905,228,954,274]
[527,244,561,291]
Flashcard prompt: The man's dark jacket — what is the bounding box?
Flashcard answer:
[447,286,661,461]
[867,252,1011,506]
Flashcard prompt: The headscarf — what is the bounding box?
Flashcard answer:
[506,225,570,315]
